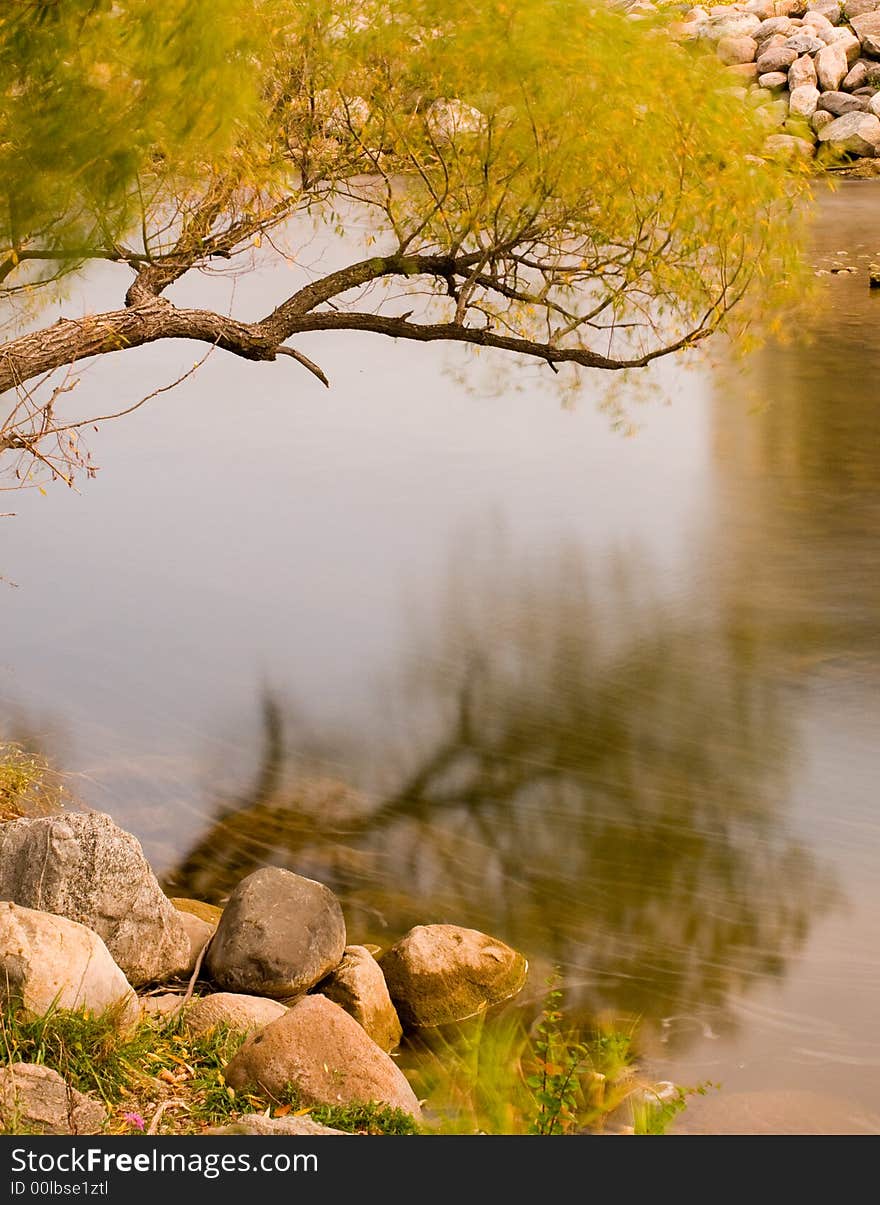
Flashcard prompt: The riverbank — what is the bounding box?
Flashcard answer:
[630,0,880,164]
[0,806,682,1136]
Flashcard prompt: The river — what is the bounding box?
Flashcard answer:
[1,182,878,1134]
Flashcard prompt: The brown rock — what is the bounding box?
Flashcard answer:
[759,70,791,87]
[757,45,799,71]
[717,33,759,62]
[317,946,402,1053]
[726,61,760,78]
[378,924,528,1029]
[843,0,880,16]
[224,995,422,1119]
[183,992,288,1038]
[175,910,215,976]
[789,52,818,88]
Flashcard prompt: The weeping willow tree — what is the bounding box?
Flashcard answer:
[1,0,810,487]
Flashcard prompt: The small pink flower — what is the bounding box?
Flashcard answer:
[122,1111,145,1132]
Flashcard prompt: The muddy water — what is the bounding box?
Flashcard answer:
[1,184,878,1133]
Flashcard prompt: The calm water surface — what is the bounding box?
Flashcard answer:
[2,184,878,1133]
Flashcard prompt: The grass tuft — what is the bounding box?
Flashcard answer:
[0,742,66,820]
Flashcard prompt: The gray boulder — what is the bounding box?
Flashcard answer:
[316,946,403,1053]
[378,924,528,1029]
[0,1064,106,1135]
[0,901,138,1022]
[206,867,346,999]
[784,32,826,53]
[183,992,288,1038]
[817,108,880,152]
[818,89,870,111]
[0,812,190,986]
[758,45,799,71]
[224,994,422,1119]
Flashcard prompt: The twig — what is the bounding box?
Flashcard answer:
[147,1098,189,1135]
[275,345,329,387]
[170,933,213,1019]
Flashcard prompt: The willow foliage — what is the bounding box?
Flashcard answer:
[0,0,811,483]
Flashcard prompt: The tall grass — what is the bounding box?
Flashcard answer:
[0,742,66,819]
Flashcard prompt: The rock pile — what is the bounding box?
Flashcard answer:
[675,0,880,159]
[0,809,528,1135]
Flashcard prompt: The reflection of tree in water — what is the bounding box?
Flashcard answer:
[712,188,880,673]
[166,547,835,1043]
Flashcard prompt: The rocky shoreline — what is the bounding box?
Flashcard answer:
[0,810,538,1135]
[633,0,880,164]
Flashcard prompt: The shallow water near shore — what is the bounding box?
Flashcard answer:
[2,183,879,1134]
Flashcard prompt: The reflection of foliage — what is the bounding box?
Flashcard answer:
[168,547,835,1044]
[712,194,880,670]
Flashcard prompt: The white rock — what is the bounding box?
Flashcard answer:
[764,132,816,156]
[789,52,819,85]
[812,107,837,128]
[759,69,792,85]
[816,41,850,88]
[825,27,862,63]
[0,901,138,1022]
[426,98,487,140]
[802,10,835,33]
[790,83,822,114]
